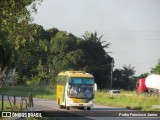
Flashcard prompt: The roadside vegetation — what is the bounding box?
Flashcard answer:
[3,85,56,100]
[0,85,55,111]
[0,101,13,111]
[95,90,160,111]
[0,100,25,112]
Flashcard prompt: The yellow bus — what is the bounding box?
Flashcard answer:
[56,71,97,110]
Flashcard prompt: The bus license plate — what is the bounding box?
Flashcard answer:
[79,104,83,106]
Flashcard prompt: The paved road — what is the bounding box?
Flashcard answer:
[1,96,159,120]
[32,98,160,120]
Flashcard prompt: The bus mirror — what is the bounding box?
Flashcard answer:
[94,83,97,91]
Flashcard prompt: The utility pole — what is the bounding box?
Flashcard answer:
[110,59,114,90]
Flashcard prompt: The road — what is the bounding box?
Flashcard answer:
[0,96,159,120]
[32,98,160,120]
[0,96,160,120]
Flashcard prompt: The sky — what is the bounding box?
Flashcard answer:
[32,0,160,75]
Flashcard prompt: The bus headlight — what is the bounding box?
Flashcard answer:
[68,99,73,103]
[89,100,94,104]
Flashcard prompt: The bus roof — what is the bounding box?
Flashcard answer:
[58,71,94,78]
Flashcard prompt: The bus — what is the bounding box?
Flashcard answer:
[56,71,97,110]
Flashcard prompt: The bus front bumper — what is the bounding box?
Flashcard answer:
[68,102,94,107]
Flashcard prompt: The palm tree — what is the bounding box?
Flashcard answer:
[122,65,136,79]
[82,31,111,49]
[122,65,136,90]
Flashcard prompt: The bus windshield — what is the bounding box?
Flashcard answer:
[68,84,94,99]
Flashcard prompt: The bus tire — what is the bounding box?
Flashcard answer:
[66,106,70,110]
[58,99,62,109]
[59,105,63,109]
[87,107,91,110]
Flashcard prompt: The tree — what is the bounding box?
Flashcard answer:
[80,31,112,65]
[122,65,135,90]
[80,31,113,89]
[0,0,42,71]
[113,69,124,89]
[82,31,111,48]
[151,59,160,74]
[48,31,114,89]
[49,31,79,77]
[113,65,136,90]
[0,0,42,84]
[15,25,56,84]
[122,65,135,79]
[62,49,85,69]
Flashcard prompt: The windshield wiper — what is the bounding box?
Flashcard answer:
[75,91,88,98]
[83,91,88,98]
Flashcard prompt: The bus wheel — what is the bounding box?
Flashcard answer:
[59,105,63,109]
[66,106,70,110]
[58,99,62,109]
[87,107,91,110]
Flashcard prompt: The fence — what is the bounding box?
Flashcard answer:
[1,93,33,112]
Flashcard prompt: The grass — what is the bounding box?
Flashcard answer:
[95,90,160,111]
[1,85,160,111]
[0,101,24,111]
[0,85,56,100]
[0,101,12,111]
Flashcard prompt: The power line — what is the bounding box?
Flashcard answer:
[39,33,160,41]
[115,59,159,66]
[104,38,160,40]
